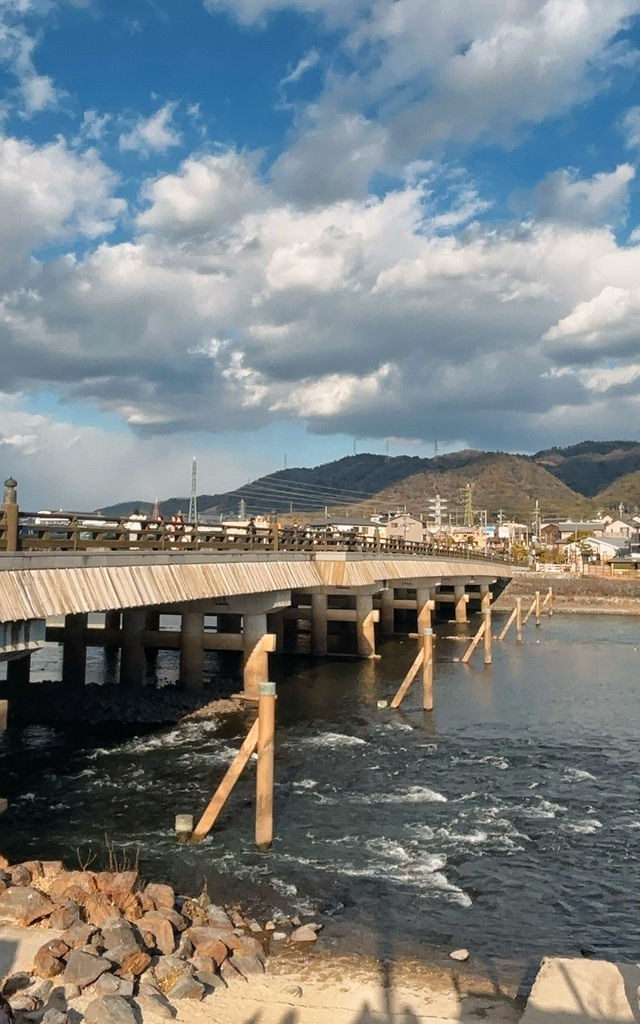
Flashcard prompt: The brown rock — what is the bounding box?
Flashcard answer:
[230,954,264,978]
[144,883,174,910]
[139,911,175,955]
[121,893,142,921]
[85,893,120,927]
[60,884,92,907]
[0,885,55,925]
[114,949,151,978]
[139,893,155,914]
[0,880,6,896]
[49,872,97,902]
[33,948,65,979]
[0,855,10,871]
[191,953,215,973]
[154,906,187,931]
[95,872,138,908]
[187,925,239,954]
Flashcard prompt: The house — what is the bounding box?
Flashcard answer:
[580,536,630,563]
[308,516,384,540]
[540,522,561,544]
[383,512,424,544]
[557,521,607,540]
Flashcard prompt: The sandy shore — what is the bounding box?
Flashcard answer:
[0,924,523,1023]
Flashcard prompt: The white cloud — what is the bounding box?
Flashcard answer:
[622,105,640,149]
[0,4,65,116]
[0,132,124,271]
[279,48,320,88]
[510,164,635,226]
[542,285,640,356]
[119,102,182,155]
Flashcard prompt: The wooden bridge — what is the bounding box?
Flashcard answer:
[0,476,526,819]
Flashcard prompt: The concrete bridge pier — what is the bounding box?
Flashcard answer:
[311,593,328,655]
[62,613,88,687]
[355,588,381,659]
[222,592,288,700]
[267,611,284,652]
[120,608,146,686]
[6,653,31,690]
[454,585,469,623]
[180,606,204,690]
[379,587,395,635]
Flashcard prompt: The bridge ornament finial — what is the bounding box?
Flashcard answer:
[2,477,17,505]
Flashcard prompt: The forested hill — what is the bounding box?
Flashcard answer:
[98,440,640,520]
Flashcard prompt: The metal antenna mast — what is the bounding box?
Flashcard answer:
[188,456,198,523]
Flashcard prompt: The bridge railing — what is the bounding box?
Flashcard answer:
[1,510,525,566]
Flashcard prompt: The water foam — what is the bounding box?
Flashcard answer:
[301,732,367,748]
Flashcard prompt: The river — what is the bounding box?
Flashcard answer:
[1,612,640,980]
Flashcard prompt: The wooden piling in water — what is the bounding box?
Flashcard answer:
[498,605,517,641]
[483,608,492,665]
[192,718,259,841]
[515,597,522,642]
[390,647,424,708]
[422,628,434,710]
[461,619,485,664]
[534,590,541,627]
[256,681,276,851]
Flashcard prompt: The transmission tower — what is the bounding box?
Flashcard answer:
[463,483,473,527]
[188,456,198,523]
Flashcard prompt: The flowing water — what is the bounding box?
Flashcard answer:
[1,613,640,977]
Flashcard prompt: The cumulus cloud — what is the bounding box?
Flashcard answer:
[119,102,182,155]
[510,164,635,226]
[209,0,640,198]
[0,1,66,115]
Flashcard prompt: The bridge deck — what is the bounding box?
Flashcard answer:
[0,550,518,623]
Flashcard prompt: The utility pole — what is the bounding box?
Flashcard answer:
[188,456,198,523]
[463,483,473,527]
[239,497,246,520]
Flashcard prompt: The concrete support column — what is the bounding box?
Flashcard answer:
[311,593,328,655]
[379,587,395,635]
[180,608,204,690]
[267,612,283,652]
[6,654,31,690]
[62,613,88,687]
[416,587,434,633]
[454,585,468,623]
[145,608,160,631]
[120,608,146,687]
[243,612,268,700]
[356,595,376,659]
[105,610,120,631]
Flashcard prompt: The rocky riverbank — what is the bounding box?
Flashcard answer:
[0,854,322,1023]
[493,572,640,614]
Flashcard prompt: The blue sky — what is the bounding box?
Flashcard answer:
[0,0,639,508]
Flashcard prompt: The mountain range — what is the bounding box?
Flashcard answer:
[100,440,640,523]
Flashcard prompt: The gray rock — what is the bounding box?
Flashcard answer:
[63,951,112,989]
[153,955,193,993]
[60,923,97,949]
[41,1011,70,1024]
[101,919,141,966]
[248,919,262,933]
[291,916,302,927]
[194,970,226,992]
[29,980,53,1005]
[206,904,232,928]
[136,989,175,1019]
[91,974,134,998]
[265,921,276,931]
[175,934,193,960]
[290,925,318,943]
[165,975,204,1001]
[0,886,54,925]
[219,959,246,985]
[271,932,287,942]
[235,934,265,962]
[84,995,137,1024]
[230,955,264,978]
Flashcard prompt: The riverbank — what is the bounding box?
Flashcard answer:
[0,855,523,1023]
[493,572,640,614]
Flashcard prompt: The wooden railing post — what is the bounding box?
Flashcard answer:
[256,681,276,851]
[1,476,18,552]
